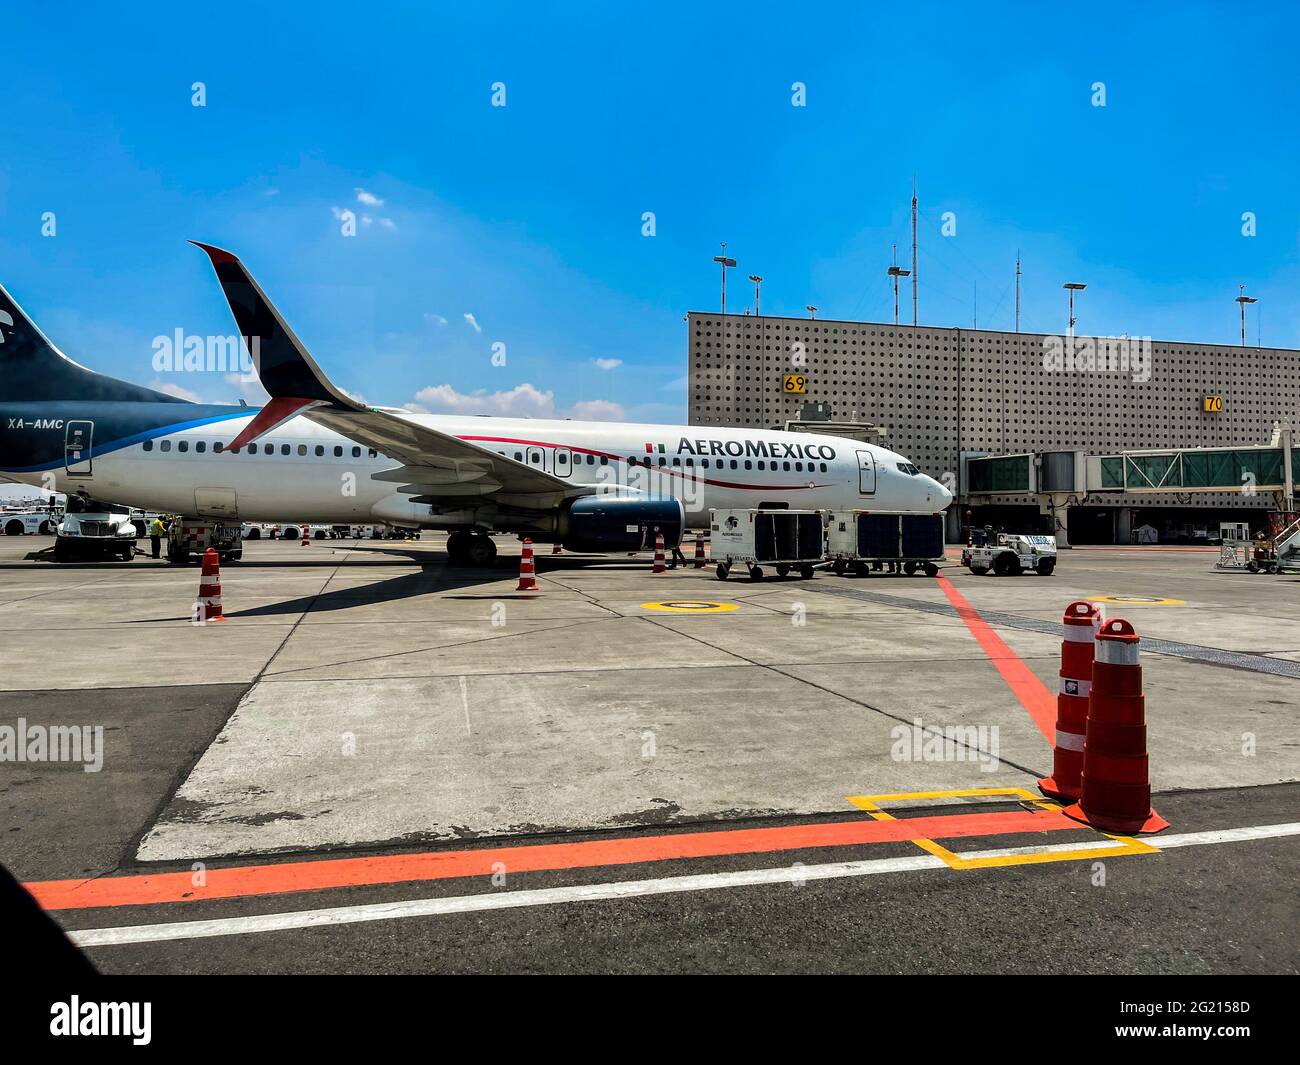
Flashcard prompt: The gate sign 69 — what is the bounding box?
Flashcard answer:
[782,374,808,395]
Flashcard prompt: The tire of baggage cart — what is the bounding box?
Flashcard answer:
[993,553,1020,577]
[1036,558,1055,576]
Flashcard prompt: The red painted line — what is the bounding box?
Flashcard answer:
[27,808,1073,911]
[936,574,1057,742]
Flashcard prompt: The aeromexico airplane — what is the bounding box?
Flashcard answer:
[0,243,951,564]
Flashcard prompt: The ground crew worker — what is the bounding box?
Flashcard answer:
[149,516,166,559]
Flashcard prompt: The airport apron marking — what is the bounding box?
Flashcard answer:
[933,575,1057,742]
[1089,595,1186,606]
[846,787,1157,869]
[62,823,1300,947]
[640,601,738,613]
[27,808,1077,911]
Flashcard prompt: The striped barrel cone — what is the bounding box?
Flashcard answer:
[1063,618,1168,834]
[652,532,666,574]
[693,531,707,568]
[300,524,310,547]
[1038,600,1101,800]
[552,541,563,555]
[197,548,226,622]
[516,538,539,592]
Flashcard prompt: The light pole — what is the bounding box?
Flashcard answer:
[888,265,910,325]
[1236,286,1257,347]
[806,305,817,320]
[713,244,737,315]
[749,275,763,317]
[1063,282,1087,338]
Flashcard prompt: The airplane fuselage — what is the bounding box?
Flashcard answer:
[0,401,950,529]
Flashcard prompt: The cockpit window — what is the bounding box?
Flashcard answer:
[896,462,920,476]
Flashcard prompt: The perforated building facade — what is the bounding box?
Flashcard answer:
[686,312,1299,537]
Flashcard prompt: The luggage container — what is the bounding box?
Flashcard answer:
[826,511,944,577]
[710,508,824,581]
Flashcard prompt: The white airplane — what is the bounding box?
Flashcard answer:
[0,243,951,564]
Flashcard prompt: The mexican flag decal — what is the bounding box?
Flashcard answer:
[644,442,665,454]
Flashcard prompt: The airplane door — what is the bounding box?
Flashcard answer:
[856,450,876,495]
[65,420,94,477]
[525,446,547,472]
[554,447,572,478]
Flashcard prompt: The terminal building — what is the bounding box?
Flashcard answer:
[686,312,1299,544]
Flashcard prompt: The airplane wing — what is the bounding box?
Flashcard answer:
[190,241,582,506]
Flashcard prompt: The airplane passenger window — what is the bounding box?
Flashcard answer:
[672,457,681,466]
[368,449,377,458]
[587,454,595,465]
[315,445,325,457]
[658,457,666,466]
[178,441,189,453]
[282,444,291,456]
[248,443,258,455]
[702,459,710,469]
[820,463,827,472]
[530,453,540,464]
[744,460,752,470]
[795,462,803,472]
[730,460,738,469]
[298,445,308,456]
[514,452,523,461]
[783,461,790,471]
[334,446,343,457]
[143,440,153,452]
[160,440,171,452]
[352,447,361,458]
[214,442,224,452]
[599,455,608,465]
[196,442,206,453]
[756,460,764,470]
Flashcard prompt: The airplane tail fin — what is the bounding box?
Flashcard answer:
[0,282,186,404]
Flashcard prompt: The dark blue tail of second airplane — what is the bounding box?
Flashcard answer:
[0,283,185,405]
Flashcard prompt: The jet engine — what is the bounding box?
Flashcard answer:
[561,495,685,552]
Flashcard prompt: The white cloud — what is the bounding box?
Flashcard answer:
[424,313,448,327]
[149,379,204,403]
[463,312,481,333]
[414,383,555,418]
[355,188,384,206]
[378,217,397,230]
[568,399,625,421]
[361,214,374,226]
[410,383,625,422]
[593,358,622,371]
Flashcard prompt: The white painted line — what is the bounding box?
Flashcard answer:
[1150,823,1300,849]
[68,822,1300,949]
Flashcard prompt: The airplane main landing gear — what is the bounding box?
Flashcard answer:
[446,530,497,566]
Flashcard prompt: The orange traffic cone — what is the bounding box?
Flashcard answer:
[517,537,539,592]
[693,531,707,569]
[1038,601,1102,800]
[197,547,226,623]
[652,531,666,574]
[1063,618,1168,834]
[300,523,310,547]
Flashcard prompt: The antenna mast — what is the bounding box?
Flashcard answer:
[910,176,918,326]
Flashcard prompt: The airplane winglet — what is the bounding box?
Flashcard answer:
[189,240,366,413]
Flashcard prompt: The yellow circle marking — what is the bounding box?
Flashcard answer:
[1088,595,1186,606]
[640,600,738,613]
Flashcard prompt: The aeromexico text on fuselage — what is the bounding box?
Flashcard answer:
[671,436,837,461]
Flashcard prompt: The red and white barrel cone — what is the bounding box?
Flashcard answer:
[300,523,311,547]
[1038,600,1102,800]
[652,531,667,574]
[197,547,226,622]
[693,531,707,568]
[516,537,539,592]
[1063,618,1168,834]
[552,541,563,555]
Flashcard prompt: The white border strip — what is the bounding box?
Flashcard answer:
[68,822,1300,948]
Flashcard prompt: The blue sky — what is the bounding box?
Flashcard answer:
[1,1,1295,423]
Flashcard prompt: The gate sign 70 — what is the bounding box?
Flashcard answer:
[1203,394,1224,413]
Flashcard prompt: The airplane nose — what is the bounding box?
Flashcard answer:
[930,477,953,509]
